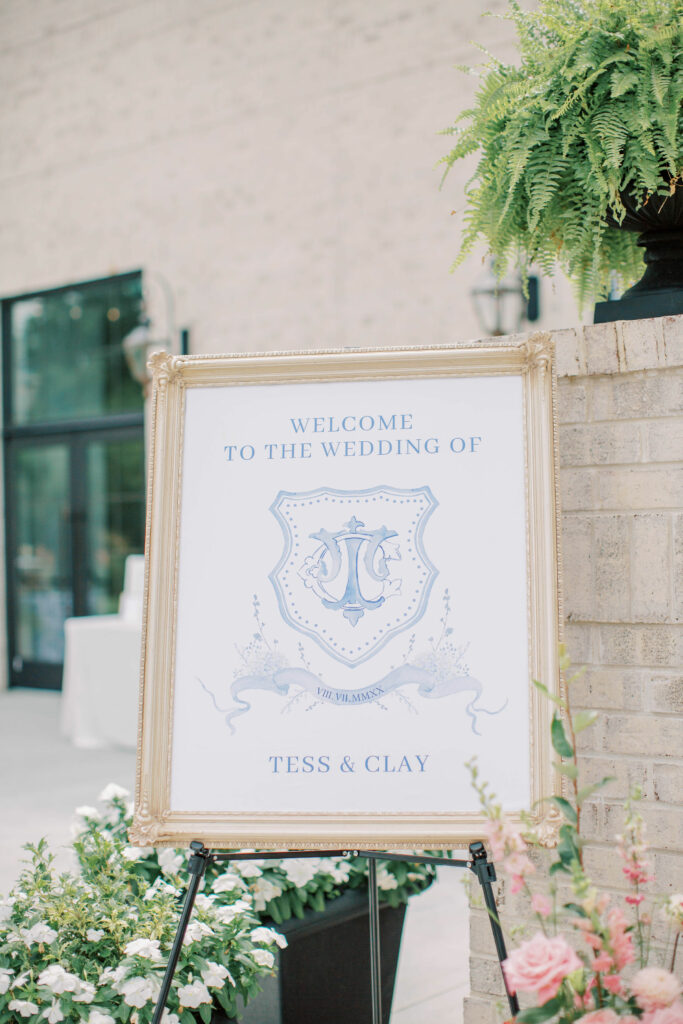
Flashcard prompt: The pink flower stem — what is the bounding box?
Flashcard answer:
[524,879,548,937]
[563,681,583,868]
[671,931,680,974]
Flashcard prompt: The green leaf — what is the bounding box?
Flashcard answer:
[573,710,598,733]
[577,777,615,804]
[551,714,574,759]
[217,988,232,1012]
[554,761,578,780]
[557,823,580,868]
[563,902,588,918]
[548,796,577,825]
[198,1004,212,1024]
[549,860,570,876]
[515,995,564,1022]
[311,889,326,913]
[532,678,563,706]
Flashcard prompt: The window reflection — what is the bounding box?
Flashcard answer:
[9,278,142,426]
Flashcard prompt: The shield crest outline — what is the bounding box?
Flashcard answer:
[269,485,438,666]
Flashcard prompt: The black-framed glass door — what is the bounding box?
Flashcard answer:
[6,430,145,688]
[2,272,145,690]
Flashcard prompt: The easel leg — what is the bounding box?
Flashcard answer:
[367,858,383,1024]
[152,842,213,1024]
[469,841,520,1018]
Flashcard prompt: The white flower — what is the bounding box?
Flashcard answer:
[42,999,64,1023]
[10,1000,39,1017]
[182,920,214,945]
[237,861,263,879]
[157,849,185,875]
[22,922,58,946]
[0,898,15,922]
[282,859,319,888]
[117,976,160,1008]
[251,926,287,949]
[87,1012,116,1024]
[0,969,13,994]
[73,981,97,1003]
[664,893,683,931]
[252,878,283,911]
[98,783,130,802]
[11,971,29,989]
[317,858,351,885]
[37,964,80,993]
[75,806,101,821]
[200,961,229,987]
[160,1013,180,1024]
[122,846,149,862]
[124,938,162,961]
[251,948,275,969]
[212,899,251,924]
[193,894,215,911]
[99,966,126,986]
[376,867,399,891]
[211,872,245,894]
[177,981,212,1008]
[86,929,105,942]
[143,879,179,901]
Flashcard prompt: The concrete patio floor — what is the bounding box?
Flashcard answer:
[0,688,469,1022]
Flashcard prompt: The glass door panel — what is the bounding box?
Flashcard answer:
[86,436,145,615]
[11,444,72,685]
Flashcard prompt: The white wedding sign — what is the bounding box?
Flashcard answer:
[132,341,561,849]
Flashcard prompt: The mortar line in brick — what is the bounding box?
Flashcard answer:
[669,516,676,618]
[561,618,682,627]
[579,749,683,760]
[575,710,683,721]
[585,408,683,426]
[580,413,683,426]
[563,510,681,519]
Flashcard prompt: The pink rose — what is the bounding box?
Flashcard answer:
[503,932,582,1003]
[632,968,682,1013]
[642,1003,683,1024]
[576,1010,620,1023]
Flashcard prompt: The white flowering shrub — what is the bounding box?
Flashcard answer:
[0,839,280,1024]
[73,787,436,925]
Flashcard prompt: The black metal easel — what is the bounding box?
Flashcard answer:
[151,841,519,1024]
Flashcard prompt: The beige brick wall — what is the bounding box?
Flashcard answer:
[465,314,683,1023]
[0,0,580,352]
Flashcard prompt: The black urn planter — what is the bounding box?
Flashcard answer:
[595,180,683,323]
[214,890,406,1024]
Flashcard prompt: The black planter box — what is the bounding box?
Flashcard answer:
[214,890,406,1024]
[594,287,683,323]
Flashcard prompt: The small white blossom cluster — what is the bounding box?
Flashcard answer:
[0,834,280,1024]
[71,784,435,930]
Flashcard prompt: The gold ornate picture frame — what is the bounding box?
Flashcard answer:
[132,338,561,849]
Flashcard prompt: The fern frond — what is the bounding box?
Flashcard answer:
[441,0,683,309]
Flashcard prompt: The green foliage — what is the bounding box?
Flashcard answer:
[0,840,276,1024]
[71,790,436,926]
[441,0,683,307]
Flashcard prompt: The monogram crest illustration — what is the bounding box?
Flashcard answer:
[269,486,438,665]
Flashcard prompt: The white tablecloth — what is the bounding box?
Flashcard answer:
[61,615,141,748]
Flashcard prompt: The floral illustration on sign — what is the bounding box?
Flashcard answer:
[197,589,507,735]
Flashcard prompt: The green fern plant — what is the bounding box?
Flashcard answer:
[441,0,683,308]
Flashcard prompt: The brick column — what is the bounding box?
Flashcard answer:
[465,314,683,1024]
